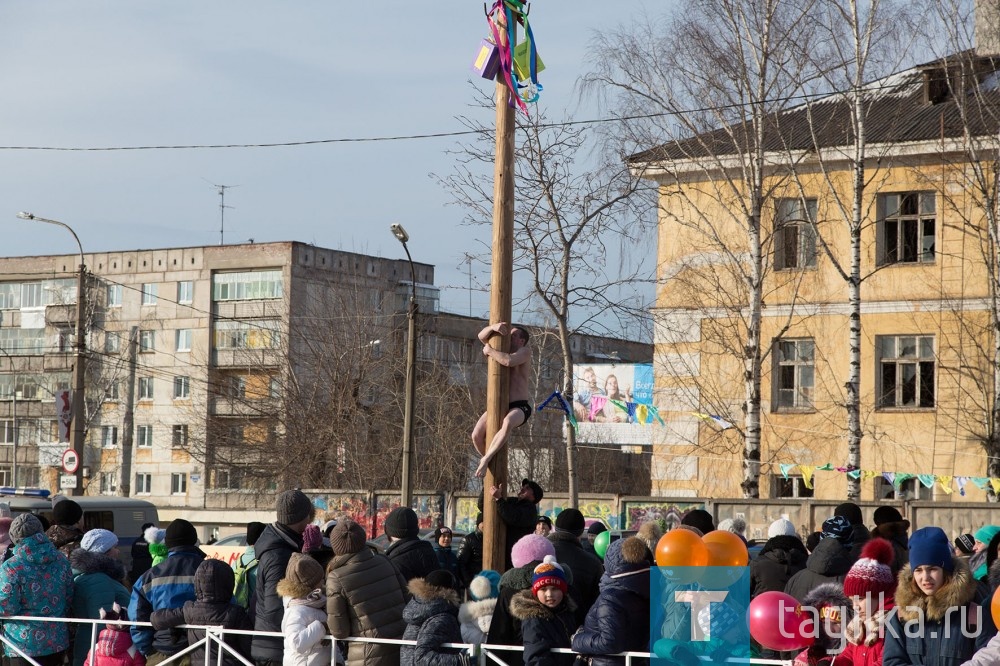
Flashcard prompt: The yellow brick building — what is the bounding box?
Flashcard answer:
[635,54,1000,502]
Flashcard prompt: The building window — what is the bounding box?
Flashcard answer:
[105,381,120,402]
[0,421,13,445]
[137,425,153,448]
[99,472,117,495]
[101,426,119,448]
[135,473,152,494]
[211,270,284,302]
[877,192,935,265]
[106,284,123,307]
[269,377,281,399]
[104,332,121,354]
[21,283,42,308]
[172,424,189,448]
[138,377,154,400]
[177,281,194,304]
[772,474,814,498]
[877,335,935,408]
[213,320,281,350]
[173,376,191,399]
[139,330,155,352]
[171,473,187,495]
[226,375,247,399]
[774,198,817,270]
[141,283,158,305]
[176,329,192,352]
[773,339,815,411]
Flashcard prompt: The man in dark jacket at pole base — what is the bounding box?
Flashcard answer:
[488,479,543,570]
[251,489,314,666]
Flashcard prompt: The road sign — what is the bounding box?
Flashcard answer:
[61,449,79,474]
[59,474,77,490]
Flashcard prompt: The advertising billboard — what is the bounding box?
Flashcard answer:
[572,363,656,446]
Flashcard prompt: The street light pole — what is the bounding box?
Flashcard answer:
[390,224,418,508]
[0,349,17,486]
[16,212,86,495]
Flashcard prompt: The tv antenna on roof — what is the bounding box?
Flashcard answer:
[204,179,240,245]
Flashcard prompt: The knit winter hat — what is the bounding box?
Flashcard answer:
[10,513,43,544]
[246,522,266,546]
[955,534,976,555]
[834,502,864,526]
[145,526,165,545]
[768,518,797,538]
[873,506,906,526]
[821,515,855,546]
[587,522,607,536]
[433,526,454,540]
[164,519,198,549]
[521,479,544,503]
[285,552,325,590]
[537,516,553,530]
[531,555,568,597]
[468,570,501,601]
[718,517,747,536]
[275,490,313,525]
[682,509,715,535]
[554,508,585,536]
[511,533,556,568]
[81,528,119,554]
[975,525,1000,546]
[909,526,954,572]
[384,507,419,539]
[53,499,83,526]
[425,569,457,590]
[843,538,896,599]
[330,518,367,556]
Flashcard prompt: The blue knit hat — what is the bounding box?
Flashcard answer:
[468,570,501,601]
[908,526,954,572]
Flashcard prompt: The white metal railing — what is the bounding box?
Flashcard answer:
[0,614,792,666]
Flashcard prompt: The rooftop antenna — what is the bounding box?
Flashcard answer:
[204,179,239,245]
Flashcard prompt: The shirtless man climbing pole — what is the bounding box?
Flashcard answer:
[472,321,532,478]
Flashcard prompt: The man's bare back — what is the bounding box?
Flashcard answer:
[471,322,532,478]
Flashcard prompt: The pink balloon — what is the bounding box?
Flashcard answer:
[748,591,816,651]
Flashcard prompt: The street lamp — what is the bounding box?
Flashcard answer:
[0,349,17,487]
[390,223,418,508]
[16,212,86,496]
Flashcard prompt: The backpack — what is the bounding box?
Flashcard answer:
[233,552,259,609]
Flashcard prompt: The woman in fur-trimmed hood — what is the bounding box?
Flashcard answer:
[882,527,995,666]
[70,530,132,666]
[400,571,469,666]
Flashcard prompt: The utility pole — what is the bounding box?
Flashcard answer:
[71,260,87,496]
[482,9,517,574]
[119,327,138,496]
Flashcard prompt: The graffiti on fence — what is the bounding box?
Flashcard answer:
[313,494,373,535]
[373,494,444,537]
[536,499,620,530]
[455,497,480,534]
[622,501,704,530]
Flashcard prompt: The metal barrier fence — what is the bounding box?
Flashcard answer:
[0,614,793,666]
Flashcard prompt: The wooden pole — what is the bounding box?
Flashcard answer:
[482,9,517,574]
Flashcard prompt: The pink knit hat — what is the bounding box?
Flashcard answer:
[511,533,556,568]
[843,538,896,599]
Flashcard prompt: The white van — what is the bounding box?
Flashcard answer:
[1,490,158,570]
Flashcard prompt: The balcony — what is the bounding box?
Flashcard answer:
[211,348,282,368]
[208,396,280,417]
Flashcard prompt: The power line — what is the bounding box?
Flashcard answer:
[0,78,925,153]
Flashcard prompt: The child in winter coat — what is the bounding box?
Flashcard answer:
[793,584,851,666]
[401,570,471,666]
[84,603,145,666]
[278,553,332,666]
[883,527,995,666]
[150,559,252,666]
[458,570,500,645]
[509,557,578,666]
[837,538,896,666]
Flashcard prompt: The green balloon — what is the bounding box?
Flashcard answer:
[594,530,611,560]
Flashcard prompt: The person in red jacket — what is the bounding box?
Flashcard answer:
[839,538,897,666]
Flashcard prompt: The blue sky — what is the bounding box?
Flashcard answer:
[0,2,657,321]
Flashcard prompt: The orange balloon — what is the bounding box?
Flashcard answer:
[656,529,709,568]
[992,585,1000,628]
[703,530,749,567]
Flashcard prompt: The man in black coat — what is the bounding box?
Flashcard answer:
[457,513,484,587]
[547,508,603,624]
[251,489,314,666]
[383,506,438,583]
[489,478,543,569]
[129,521,156,585]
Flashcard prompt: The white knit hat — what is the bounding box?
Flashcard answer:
[768,518,797,538]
